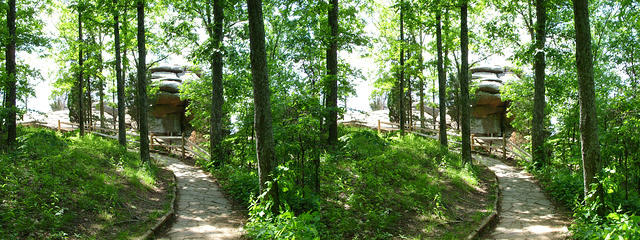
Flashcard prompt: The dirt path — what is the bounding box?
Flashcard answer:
[153,153,244,240]
[476,155,569,239]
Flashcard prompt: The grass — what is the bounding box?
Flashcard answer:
[197,127,497,239]
[0,126,174,239]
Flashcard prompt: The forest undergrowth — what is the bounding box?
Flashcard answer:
[0,126,174,240]
[195,127,496,239]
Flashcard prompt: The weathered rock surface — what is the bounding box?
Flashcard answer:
[150,65,184,73]
[477,81,503,94]
[470,65,518,135]
[472,72,498,79]
[156,80,181,93]
[147,65,200,135]
[152,71,178,79]
[471,65,504,74]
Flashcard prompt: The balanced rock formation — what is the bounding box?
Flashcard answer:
[470,65,517,135]
[148,65,199,135]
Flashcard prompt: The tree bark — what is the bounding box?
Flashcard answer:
[436,11,448,147]
[78,6,85,136]
[532,0,547,166]
[114,0,126,146]
[326,0,339,145]
[460,0,472,165]
[98,34,105,129]
[247,0,279,211]
[6,0,17,146]
[572,0,603,212]
[137,0,150,163]
[399,0,405,135]
[210,0,226,162]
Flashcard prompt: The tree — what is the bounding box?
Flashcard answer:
[398,0,405,135]
[459,0,471,165]
[137,0,150,163]
[5,0,17,146]
[532,0,547,166]
[114,0,126,146]
[247,0,279,210]
[572,0,603,211]
[436,10,447,147]
[77,3,85,136]
[326,0,339,145]
[210,0,225,163]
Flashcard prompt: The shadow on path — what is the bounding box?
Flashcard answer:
[477,155,569,240]
[153,153,244,240]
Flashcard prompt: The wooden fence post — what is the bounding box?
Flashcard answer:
[58,120,61,132]
[377,120,381,133]
[503,135,507,161]
[471,134,475,151]
[181,133,186,161]
[150,133,154,146]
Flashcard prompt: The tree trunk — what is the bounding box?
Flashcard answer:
[78,7,85,136]
[98,35,105,129]
[6,0,17,146]
[460,0,472,165]
[210,0,226,163]
[137,0,150,163]
[247,0,279,211]
[573,0,603,213]
[326,0,339,145]
[532,0,547,166]
[87,74,92,129]
[418,29,425,129]
[419,78,425,128]
[436,11,448,147]
[399,0,405,135]
[114,0,126,146]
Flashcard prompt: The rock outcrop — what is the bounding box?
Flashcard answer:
[148,65,199,135]
[470,65,517,136]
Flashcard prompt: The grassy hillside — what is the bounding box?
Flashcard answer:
[0,127,174,239]
[198,127,497,239]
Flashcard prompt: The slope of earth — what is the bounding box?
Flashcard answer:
[0,127,174,239]
[318,128,497,239]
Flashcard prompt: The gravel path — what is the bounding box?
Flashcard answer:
[477,155,569,240]
[153,153,244,240]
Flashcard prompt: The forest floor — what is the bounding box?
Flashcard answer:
[153,153,246,240]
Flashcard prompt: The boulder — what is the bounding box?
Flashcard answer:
[155,92,183,106]
[180,72,200,83]
[152,71,178,79]
[472,105,505,118]
[151,104,184,118]
[155,76,182,82]
[477,77,503,83]
[472,72,497,79]
[470,65,504,74]
[150,65,183,73]
[475,91,505,106]
[155,80,181,93]
[500,72,519,83]
[477,80,503,94]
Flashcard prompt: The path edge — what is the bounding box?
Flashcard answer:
[135,169,178,240]
[466,165,501,240]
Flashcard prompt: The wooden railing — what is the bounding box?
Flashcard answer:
[341,118,532,162]
[21,120,211,162]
